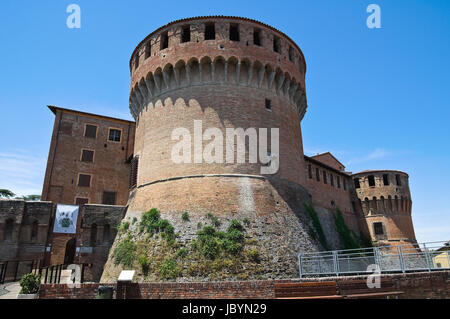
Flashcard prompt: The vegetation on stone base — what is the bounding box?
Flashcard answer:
[111,209,263,281]
[334,209,372,250]
[305,204,329,250]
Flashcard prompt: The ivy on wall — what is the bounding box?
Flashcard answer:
[334,209,372,250]
[305,204,329,250]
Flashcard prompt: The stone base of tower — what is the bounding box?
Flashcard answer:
[100,175,323,283]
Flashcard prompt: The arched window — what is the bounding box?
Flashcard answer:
[4,219,13,241]
[31,221,38,242]
[90,224,97,247]
[372,197,378,212]
[381,196,386,213]
[388,195,393,212]
[400,196,405,212]
[103,224,110,244]
[364,198,370,214]
[395,196,399,212]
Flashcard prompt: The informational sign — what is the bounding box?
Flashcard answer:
[53,204,79,234]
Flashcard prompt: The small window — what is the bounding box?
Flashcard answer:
[265,99,272,111]
[229,24,240,41]
[351,201,356,212]
[181,25,191,43]
[81,150,94,163]
[103,225,110,244]
[102,191,117,206]
[330,174,334,187]
[308,165,313,179]
[368,175,376,187]
[75,197,89,206]
[396,174,402,186]
[90,224,97,247]
[108,129,121,142]
[31,221,38,242]
[78,174,91,187]
[85,124,97,139]
[337,176,341,189]
[4,219,13,241]
[343,179,347,191]
[205,23,215,40]
[135,54,139,69]
[383,174,390,186]
[160,32,169,50]
[273,36,280,53]
[130,156,139,189]
[316,168,320,182]
[289,46,294,62]
[354,178,361,189]
[253,29,261,46]
[145,42,151,59]
[323,171,327,184]
[373,222,384,235]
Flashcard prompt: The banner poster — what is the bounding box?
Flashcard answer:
[53,204,79,234]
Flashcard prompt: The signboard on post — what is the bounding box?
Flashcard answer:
[53,204,79,234]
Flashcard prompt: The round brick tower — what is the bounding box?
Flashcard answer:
[352,170,417,245]
[102,16,321,282]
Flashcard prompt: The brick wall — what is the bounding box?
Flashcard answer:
[38,271,450,299]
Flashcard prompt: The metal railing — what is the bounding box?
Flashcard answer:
[0,260,88,284]
[298,240,450,278]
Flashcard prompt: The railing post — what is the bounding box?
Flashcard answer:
[423,244,432,272]
[298,254,303,278]
[13,262,19,282]
[333,251,339,276]
[374,247,382,273]
[397,246,405,273]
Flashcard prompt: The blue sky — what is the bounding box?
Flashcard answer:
[0,1,449,243]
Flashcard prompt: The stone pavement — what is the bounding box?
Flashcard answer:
[0,282,21,299]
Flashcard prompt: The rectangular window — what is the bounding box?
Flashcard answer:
[75,197,89,206]
[344,179,347,191]
[145,42,151,59]
[273,36,280,53]
[78,174,91,187]
[102,191,117,206]
[396,174,402,186]
[308,165,313,179]
[330,174,334,187]
[135,54,139,69]
[229,24,240,41]
[289,46,294,62]
[81,149,94,163]
[316,167,320,182]
[108,128,122,142]
[265,99,272,111]
[368,175,376,187]
[181,25,191,43]
[323,171,327,184]
[337,176,341,188]
[373,222,384,235]
[160,32,169,50]
[85,124,97,139]
[130,156,139,189]
[205,23,215,40]
[383,174,390,186]
[354,178,360,189]
[253,29,261,46]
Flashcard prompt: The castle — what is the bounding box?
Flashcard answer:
[0,17,416,282]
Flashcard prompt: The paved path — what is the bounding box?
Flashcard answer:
[0,282,21,299]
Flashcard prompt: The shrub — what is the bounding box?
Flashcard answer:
[181,212,190,221]
[160,258,180,279]
[114,237,136,267]
[140,208,176,242]
[243,218,250,226]
[19,273,41,294]
[247,248,260,263]
[138,254,150,275]
[176,248,188,258]
[132,217,137,225]
[117,221,130,232]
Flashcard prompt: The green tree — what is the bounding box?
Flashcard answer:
[0,189,15,199]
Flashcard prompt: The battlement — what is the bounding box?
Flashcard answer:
[129,16,307,120]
